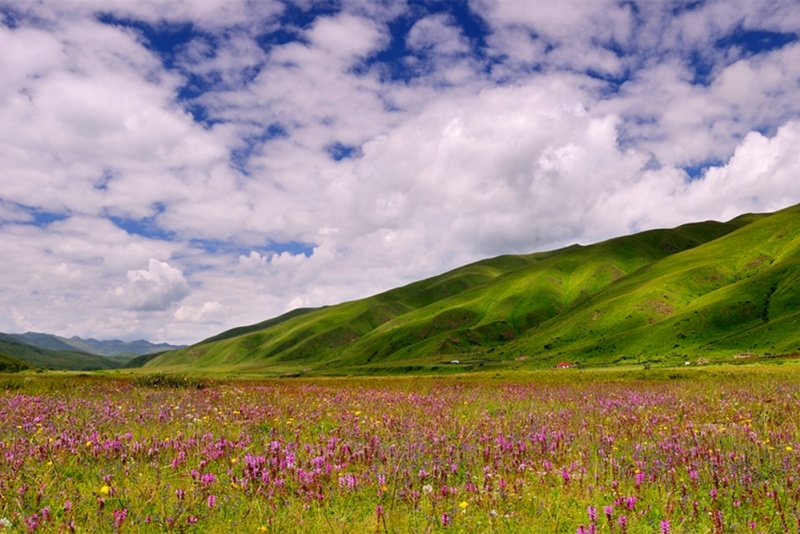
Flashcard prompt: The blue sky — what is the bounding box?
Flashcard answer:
[1,0,800,343]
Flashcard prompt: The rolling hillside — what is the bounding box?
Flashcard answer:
[0,334,123,371]
[0,351,32,373]
[143,204,800,374]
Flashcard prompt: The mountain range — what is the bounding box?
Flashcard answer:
[138,202,800,375]
[0,333,184,371]
[8,332,185,357]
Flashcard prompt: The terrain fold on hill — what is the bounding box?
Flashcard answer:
[143,203,800,374]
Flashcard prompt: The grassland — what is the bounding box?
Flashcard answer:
[2,365,800,532]
[143,203,800,376]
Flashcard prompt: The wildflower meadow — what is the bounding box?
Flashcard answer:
[1,367,799,532]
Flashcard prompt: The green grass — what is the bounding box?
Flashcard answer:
[143,203,800,375]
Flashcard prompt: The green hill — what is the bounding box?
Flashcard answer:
[0,335,123,371]
[143,203,800,374]
[0,351,32,373]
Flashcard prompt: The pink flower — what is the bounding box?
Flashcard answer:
[207,495,217,509]
[604,505,613,522]
[113,509,127,529]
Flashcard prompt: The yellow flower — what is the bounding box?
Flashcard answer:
[786,446,793,451]
[459,501,469,509]
[99,485,110,495]
[86,441,93,447]
[258,527,268,532]
[230,457,238,464]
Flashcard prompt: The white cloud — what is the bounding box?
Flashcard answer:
[114,259,190,311]
[407,14,470,56]
[174,301,223,322]
[345,79,646,253]
[680,121,800,219]
[0,16,232,222]
[174,34,266,100]
[603,40,800,167]
[404,14,482,86]
[474,0,633,76]
[308,13,387,61]
[8,0,284,30]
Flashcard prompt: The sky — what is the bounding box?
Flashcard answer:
[1,0,800,345]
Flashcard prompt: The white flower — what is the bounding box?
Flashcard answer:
[0,518,12,528]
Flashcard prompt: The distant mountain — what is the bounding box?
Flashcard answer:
[8,332,185,357]
[0,334,121,371]
[143,203,800,374]
[0,332,186,371]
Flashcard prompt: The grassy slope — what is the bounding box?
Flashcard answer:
[144,205,794,373]
[0,351,32,372]
[0,335,122,371]
[507,205,800,366]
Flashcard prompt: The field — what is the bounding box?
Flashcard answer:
[1,366,800,532]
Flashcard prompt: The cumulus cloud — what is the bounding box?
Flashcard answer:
[408,14,470,55]
[114,259,190,311]
[0,16,232,223]
[680,121,800,219]
[6,0,284,30]
[174,301,223,322]
[345,79,646,254]
[473,0,632,76]
[603,41,800,167]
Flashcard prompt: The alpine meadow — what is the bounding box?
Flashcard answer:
[3,205,800,532]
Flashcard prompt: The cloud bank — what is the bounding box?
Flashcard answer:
[1,0,799,343]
